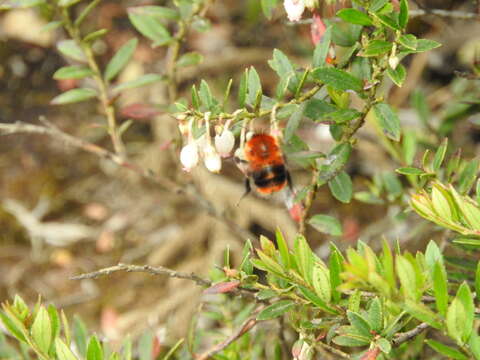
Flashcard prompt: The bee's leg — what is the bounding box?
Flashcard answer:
[236,178,251,206]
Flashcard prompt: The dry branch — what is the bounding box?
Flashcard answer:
[392,322,430,347]
[70,263,212,286]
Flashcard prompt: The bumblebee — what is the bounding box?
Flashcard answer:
[235,133,292,196]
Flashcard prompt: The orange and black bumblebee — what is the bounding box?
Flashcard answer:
[235,133,293,197]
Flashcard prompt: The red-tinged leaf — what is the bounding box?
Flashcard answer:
[311,13,326,45]
[120,103,161,120]
[203,281,240,294]
[361,347,381,360]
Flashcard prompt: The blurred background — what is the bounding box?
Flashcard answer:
[1,0,480,353]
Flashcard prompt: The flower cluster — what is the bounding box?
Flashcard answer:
[178,115,235,173]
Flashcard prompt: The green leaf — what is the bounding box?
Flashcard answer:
[53,66,94,80]
[275,229,290,269]
[376,14,400,30]
[41,20,64,32]
[284,104,302,142]
[396,256,417,301]
[56,339,78,360]
[373,103,401,141]
[261,0,277,19]
[128,7,172,46]
[432,261,448,316]
[337,8,373,26]
[294,235,314,284]
[402,130,417,165]
[268,49,298,93]
[313,26,332,67]
[138,331,153,360]
[0,310,27,343]
[323,109,362,124]
[256,300,295,320]
[312,264,331,304]
[399,34,418,50]
[318,143,352,184]
[347,311,371,337]
[329,246,343,303]
[112,74,164,94]
[58,0,81,7]
[368,298,383,332]
[255,250,285,276]
[458,159,479,194]
[348,289,361,313]
[83,29,108,43]
[47,304,60,344]
[198,79,213,110]
[433,138,448,172]
[431,184,453,220]
[51,88,97,105]
[447,298,467,344]
[387,64,406,87]
[87,336,103,360]
[247,67,262,107]
[73,316,87,357]
[377,338,391,354]
[396,167,424,176]
[297,286,339,314]
[332,334,370,347]
[362,40,392,57]
[414,39,441,52]
[31,306,51,355]
[134,5,179,20]
[426,340,468,360]
[399,0,409,28]
[328,171,353,203]
[309,215,343,236]
[469,334,480,360]
[105,38,138,81]
[176,52,203,67]
[332,22,362,47]
[57,40,86,62]
[303,99,337,120]
[238,69,247,108]
[404,300,442,329]
[457,282,474,342]
[476,262,480,302]
[311,67,363,93]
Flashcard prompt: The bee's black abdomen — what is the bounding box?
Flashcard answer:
[252,164,288,190]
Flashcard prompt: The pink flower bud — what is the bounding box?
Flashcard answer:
[284,0,305,22]
[180,142,199,172]
[214,129,235,157]
[203,145,222,173]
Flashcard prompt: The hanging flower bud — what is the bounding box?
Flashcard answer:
[214,128,235,157]
[304,0,318,11]
[203,145,222,173]
[389,55,399,70]
[180,142,199,172]
[284,0,305,22]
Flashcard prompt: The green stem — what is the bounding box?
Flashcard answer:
[61,8,126,158]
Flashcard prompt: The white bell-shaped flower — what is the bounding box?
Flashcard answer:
[214,129,235,157]
[389,55,400,70]
[284,0,305,22]
[180,142,199,172]
[203,145,222,173]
